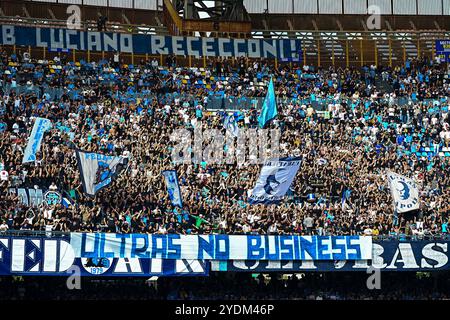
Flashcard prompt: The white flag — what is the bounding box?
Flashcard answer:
[387,171,420,213]
[249,157,301,204]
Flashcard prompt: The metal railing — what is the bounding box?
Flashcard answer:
[0,16,167,35]
[2,15,449,39]
[0,230,448,241]
[0,230,69,238]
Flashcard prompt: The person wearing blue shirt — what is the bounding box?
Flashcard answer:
[405,59,411,70]
[396,134,405,145]
[375,143,384,154]
[442,221,448,234]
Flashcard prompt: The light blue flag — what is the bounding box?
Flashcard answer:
[258,78,278,128]
[248,157,301,205]
[22,117,52,163]
[162,170,183,207]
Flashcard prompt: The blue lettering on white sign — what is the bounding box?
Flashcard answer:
[0,25,302,59]
[69,233,372,261]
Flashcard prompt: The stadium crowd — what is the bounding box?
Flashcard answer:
[0,48,449,237]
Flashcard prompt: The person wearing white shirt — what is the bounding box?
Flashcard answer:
[131,166,138,178]
[12,122,19,134]
[191,117,198,128]
[268,223,277,234]
[431,116,438,126]
[0,221,8,232]
[44,208,53,220]
[182,113,190,124]
[0,170,8,181]
[242,224,251,233]
[158,225,167,234]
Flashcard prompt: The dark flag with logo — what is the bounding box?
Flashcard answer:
[75,150,128,196]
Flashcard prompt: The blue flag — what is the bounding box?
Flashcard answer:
[162,170,183,207]
[258,78,278,128]
[248,157,301,204]
[22,117,52,163]
[61,197,74,208]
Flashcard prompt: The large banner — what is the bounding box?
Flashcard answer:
[9,187,45,207]
[0,236,208,276]
[70,233,372,261]
[0,25,301,59]
[9,186,71,208]
[211,241,449,272]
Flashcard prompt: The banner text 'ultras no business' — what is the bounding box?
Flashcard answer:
[70,233,372,261]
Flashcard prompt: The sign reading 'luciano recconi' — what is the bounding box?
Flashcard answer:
[0,25,301,59]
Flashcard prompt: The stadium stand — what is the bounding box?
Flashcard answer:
[0,0,450,303]
[0,51,449,238]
